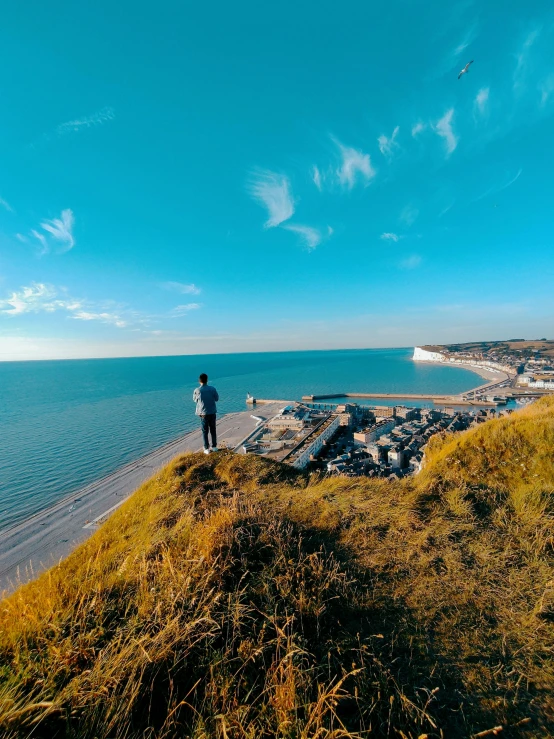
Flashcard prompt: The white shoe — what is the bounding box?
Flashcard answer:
[211,447,219,452]
[203,448,211,455]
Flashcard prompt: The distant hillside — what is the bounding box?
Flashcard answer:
[1,398,554,738]
[424,339,554,358]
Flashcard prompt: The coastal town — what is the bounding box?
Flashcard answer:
[415,339,554,393]
[239,401,507,478]
[240,339,554,478]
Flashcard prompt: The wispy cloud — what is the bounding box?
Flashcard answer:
[0,197,13,213]
[282,223,322,251]
[400,205,419,226]
[0,283,81,315]
[438,201,455,217]
[454,40,470,56]
[539,74,554,106]
[160,281,201,295]
[333,137,376,189]
[453,24,478,59]
[169,303,201,317]
[20,209,76,256]
[377,126,400,159]
[514,28,541,92]
[411,121,426,137]
[56,107,115,136]
[399,254,422,270]
[429,16,478,81]
[434,108,458,156]
[474,87,490,116]
[312,165,322,191]
[0,282,141,330]
[473,169,523,202]
[30,229,48,256]
[380,232,400,242]
[249,170,295,228]
[40,209,75,252]
[73,311,127,328]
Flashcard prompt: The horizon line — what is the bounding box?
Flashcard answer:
[0,345,419,364]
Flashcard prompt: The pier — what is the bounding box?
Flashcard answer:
[247,393,497,407]
[300,393,497,406]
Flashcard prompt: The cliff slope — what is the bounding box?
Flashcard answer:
[1,398,554,738]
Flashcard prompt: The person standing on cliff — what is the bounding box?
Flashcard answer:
[193,373,219,454]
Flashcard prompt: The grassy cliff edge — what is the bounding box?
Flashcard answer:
[1,398,554,738]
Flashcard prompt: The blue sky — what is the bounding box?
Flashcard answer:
[1,0,553,360]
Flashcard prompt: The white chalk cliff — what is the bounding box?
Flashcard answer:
[413,347,445,362]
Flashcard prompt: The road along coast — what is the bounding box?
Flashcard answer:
[0,404,284,597]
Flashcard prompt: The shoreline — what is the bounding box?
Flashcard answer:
[0,405,285,597]
[0,358,512,597]
[415,359,510,386]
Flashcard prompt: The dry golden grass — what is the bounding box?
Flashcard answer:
[1,398,554,738]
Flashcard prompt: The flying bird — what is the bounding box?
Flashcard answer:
[458,60,474,79]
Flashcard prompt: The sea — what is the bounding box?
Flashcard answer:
[0,348,486,531]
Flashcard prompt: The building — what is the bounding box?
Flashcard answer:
[338,412,353,426]
[394,406,418,421]
[366,443,380,463]
[286,414,341,469]
[518,374,554,389]
[388,449,405,470]
[421,409,442,423]
[353,418,395,444]
[370,405,395,418]
[267,407,310,430]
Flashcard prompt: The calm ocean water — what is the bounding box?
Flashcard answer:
[0,348,482,530]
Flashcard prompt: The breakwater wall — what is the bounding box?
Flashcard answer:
[299,392,496,406]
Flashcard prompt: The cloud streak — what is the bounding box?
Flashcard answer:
[30,229,48,255]
[0,197,13,213]
[434,108,458,156]
[540,74,554,106]
[380,232,399,242]
[333,137,375,189]
[73,311,127,328]
[377,125,400,158]
[312,165,322,191]
[0,282,147,330]
[411,121,426,137]
[400,205,419,226]
[474,87,490,116]
[160,281,201,295]
[513,28,541,92]
[249,170,295,228]
[56,107,115,136]
[0,283,81,315]
[473,169,523,202]
[282,223,322,251]
[40,209,75,252]
[399,254,422,270]
[169,303,202,317]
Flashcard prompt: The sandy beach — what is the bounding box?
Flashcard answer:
[416,360,510,385]
[0,404,284,597]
